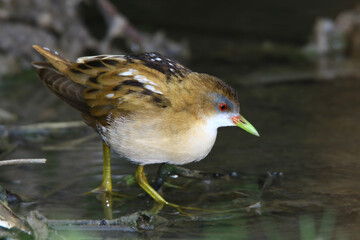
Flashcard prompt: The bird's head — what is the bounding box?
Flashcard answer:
[197,74,259,137]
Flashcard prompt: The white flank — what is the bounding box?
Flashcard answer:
[106,93,115,98]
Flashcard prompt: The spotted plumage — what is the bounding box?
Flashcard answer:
[32,45,258,166]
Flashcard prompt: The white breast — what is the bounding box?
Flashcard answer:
[104,115,221,165]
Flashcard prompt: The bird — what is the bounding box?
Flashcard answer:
[32,45,259,210]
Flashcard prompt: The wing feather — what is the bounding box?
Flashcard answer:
[70,56,174,121]
[33,46,189,127]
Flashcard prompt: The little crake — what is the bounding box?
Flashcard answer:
[32,45,259,209]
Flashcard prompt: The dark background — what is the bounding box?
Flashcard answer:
[84,0,359,44]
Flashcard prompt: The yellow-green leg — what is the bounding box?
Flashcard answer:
[135,165,178,208]
[89,141,112,193]
[135,165,213,215]
[101,141,112,192]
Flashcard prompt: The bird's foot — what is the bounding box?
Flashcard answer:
[136,165,219,217]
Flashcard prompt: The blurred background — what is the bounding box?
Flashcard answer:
[1,0,360,77]
[1,0,360,239]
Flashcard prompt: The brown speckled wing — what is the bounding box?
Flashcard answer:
[33,47,192,128]
[67,53,190,124]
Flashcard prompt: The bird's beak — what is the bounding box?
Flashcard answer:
[232,115,260,137]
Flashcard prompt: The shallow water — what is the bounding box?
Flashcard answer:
[1,70,360,239]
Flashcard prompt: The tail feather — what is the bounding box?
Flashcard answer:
[32,45,72,74]
[32,45,88,85]
[32,46,88,113]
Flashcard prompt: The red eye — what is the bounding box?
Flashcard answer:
[219,103,228,111]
